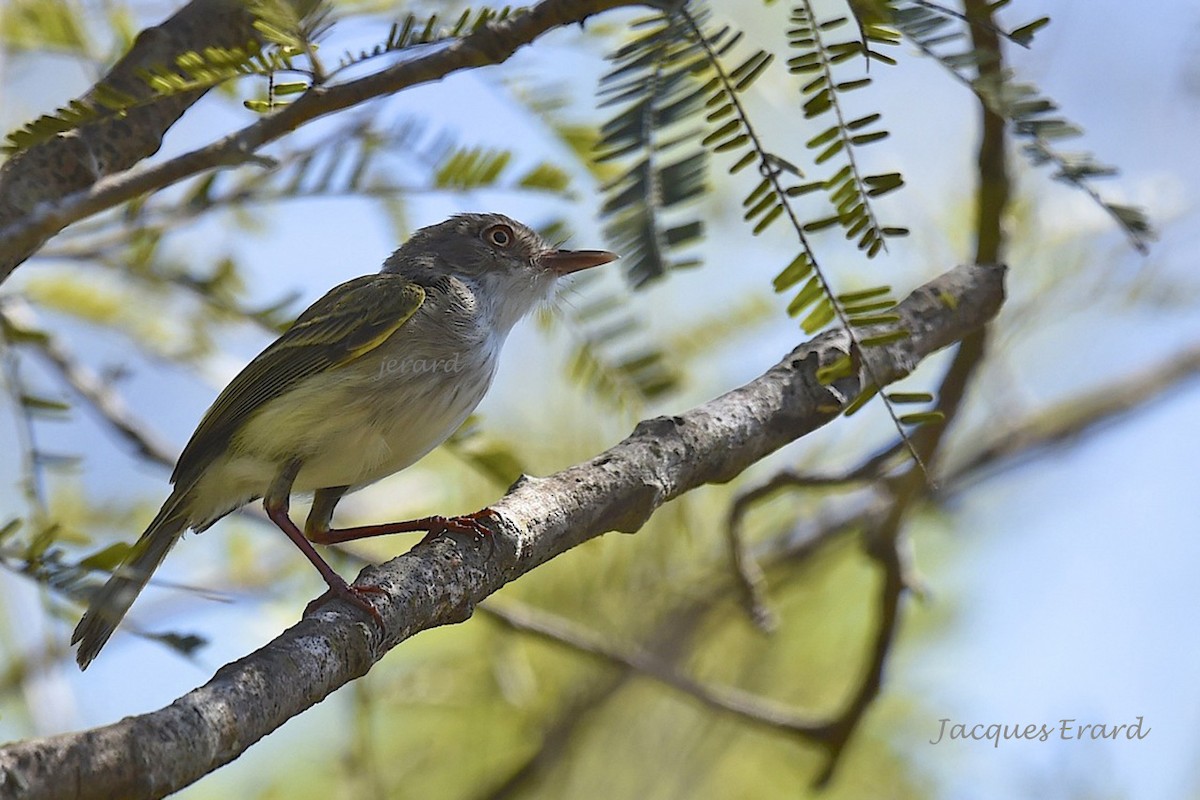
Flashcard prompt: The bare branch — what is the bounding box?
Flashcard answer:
[0,0,642,283]
[0,262,1004,800]
[0,0,321,272]
[481,600,827,738]
[724,459,886,631]
[945,344,1200,490]
[0,302,176,469]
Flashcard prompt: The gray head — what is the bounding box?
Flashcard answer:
[382,212,616,335]
[384,213,614,282]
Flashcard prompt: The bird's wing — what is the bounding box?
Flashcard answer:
[171,273,426,485]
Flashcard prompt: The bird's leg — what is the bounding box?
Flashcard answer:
[304,492,495,553]
[264,463,385,627]
[304,485,349,540]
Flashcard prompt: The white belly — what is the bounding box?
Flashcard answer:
[186,345,496,525]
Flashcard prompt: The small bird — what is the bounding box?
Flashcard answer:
[72,213,616,669]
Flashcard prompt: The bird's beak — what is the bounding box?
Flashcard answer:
[539,249,618,275]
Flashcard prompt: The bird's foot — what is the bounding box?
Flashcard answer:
[417,509,496,555]
[305,579,387,629]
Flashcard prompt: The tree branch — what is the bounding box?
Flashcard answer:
[480,600,827,738]
[0,262,1005,800]
[0,301,177,469]
[0,0,641,283]
[0,0,319,272]
[943,343,1200,490]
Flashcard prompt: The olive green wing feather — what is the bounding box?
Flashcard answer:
[171,274,425,485]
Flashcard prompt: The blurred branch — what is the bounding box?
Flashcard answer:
[0,262,1005,799]
[478,501,879,798]
[475,598,712,800]
[481,600,827,737]
[725,448,897,632]
[944,344,1200,491]
[759,5,1016,787]
[0,0,642,283]
[490,338,1200,794]
[0,303,176,469]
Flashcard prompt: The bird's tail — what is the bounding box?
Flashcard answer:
[72,491,191,670]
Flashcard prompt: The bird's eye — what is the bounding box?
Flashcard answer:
[484,224,514,248]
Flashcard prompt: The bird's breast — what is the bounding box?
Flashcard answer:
[185,285,506,523]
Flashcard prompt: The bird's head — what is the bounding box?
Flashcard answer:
[383,212,616,331]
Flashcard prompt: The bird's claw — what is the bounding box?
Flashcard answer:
[305,582,387,629]
[417,510,496,556]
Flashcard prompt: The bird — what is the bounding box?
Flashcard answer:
[72,212,616,669]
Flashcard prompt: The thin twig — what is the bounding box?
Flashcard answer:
[2,304,177,469]
[944,344,1200,490]
[481,601,829,739]
[0,0,643,282]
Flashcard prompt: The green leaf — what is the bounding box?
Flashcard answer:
[774,253,814,292]
[1009,16,1050,47]
[848,313,901,326]
[701,119,739,146]
[806,125,840,149]
[844,299,894,314]
[0,519,21,543]
[850,130,888,146]
[844,385,879,416]
[713,134,749,153]
[786,275,825,315]
[21,394,71,413]
[835,78,871,92]
[814,139,845,164]
[837,286,891,303]
[785,181,827,197]
[803,88,833,117]
[816,355,854,384]
[743,191,777,221]
[825,164,852,188]
[272,81,309,95]
[519,163,572,192]
[846,113,882,130]
[800,299,835,333]
[752,203,784,233]
[864,172,904,196]
[802,215,840,233]
[80,543,132,571]
[900,411,946,426]
[729,151,758,173]
[742,178,772,207]
[860,330,910,346]
[787,53,822,72]
[706,103,735,122]
[731,51,774,92]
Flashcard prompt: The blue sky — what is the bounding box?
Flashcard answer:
[2,1,1199,798]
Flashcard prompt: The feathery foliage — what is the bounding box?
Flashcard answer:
[3,42,292,152]
[887,1,1152,251]
[2,3,520,152]
[594,9,712,288]
[785,3,908,259]
[541,267,680,413]
[344,5,516,68]
[593,1,933,461]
